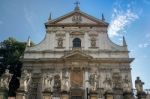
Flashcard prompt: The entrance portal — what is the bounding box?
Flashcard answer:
[71,96,82,99]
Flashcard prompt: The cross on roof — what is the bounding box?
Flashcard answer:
[74,1,80,7]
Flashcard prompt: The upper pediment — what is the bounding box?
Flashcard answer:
[62,50,93,60]
[45,10,108,27]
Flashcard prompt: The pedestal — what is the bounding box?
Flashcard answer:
[104,91,113,99]
[16,90,27,99]
[42,91,52,99]
[0,88,8,99]
[61,91,69,99]
[137,92,147,99]
[113,88,123,99]
[90,92,98,99]
[123,92,133,99]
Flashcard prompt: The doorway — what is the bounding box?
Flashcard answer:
[71,96,82,99]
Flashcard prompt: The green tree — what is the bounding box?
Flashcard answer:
[0,37,26,76]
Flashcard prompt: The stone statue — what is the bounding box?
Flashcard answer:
[123,75,131,92]
[0,69,12,89]
[91,39,96,47]
[19,70,31,91]
[61,71,69,92]
[103,74,112,92]
[58,38,63,47]
[112,72,122,88]
[89,72,99,92]
[43,74,53,92]
[135,77,144,93]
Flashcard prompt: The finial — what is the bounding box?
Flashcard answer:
[123,36,127,46]
[102,13,105,21]
[74,0,80,11]
[48,13,52,20]
[27,36,31,47]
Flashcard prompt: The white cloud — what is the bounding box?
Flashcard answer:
[138,33,150,48]
[108,9,138,38]
[138,42,150,48]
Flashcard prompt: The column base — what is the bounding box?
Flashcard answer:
[42,91,52,99]
[16,90,27,99]
[123,92,133,99]
[61,91,69,99]
[89,92,98,99]
[137,92,147,99]
[104,91,113,99]
[0,88,8,99]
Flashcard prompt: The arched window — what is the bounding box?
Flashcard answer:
[73,38,81,47]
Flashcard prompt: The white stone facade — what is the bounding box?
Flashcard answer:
[22,7,134,99]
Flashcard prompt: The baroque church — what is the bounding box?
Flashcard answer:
[0,2,148,99]
[22,3,133,99]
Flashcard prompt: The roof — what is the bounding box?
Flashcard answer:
[45,8,109,27]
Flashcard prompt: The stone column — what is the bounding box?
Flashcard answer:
[90,92,98,99]
[0,88,8,99]
[104,91,113,99]
[42,91,52,99]
[137,92,147,99]
[123,92,133,99]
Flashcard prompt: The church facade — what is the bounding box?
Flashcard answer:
[20,5,135,99]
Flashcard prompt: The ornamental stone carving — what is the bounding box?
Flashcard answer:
[89,72,99,92]
[103,74,112,92]
[123,75,131,92]
[61,72,70,92]
[135,77,144,93]
[0,69,12,89]
[19,70,31,91]
[112,72,122,88]
[43,73,53,92]
[57,38,63,47]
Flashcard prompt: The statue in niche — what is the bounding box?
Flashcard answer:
[135,77,144,93]
[123,75,131,92]
[53,74,61,94]
[61,71,69,92]
[19,70,31,91]
[103,74,112,92]
[58,38,63,47]
[89,72,99,92]
[112,72,122,88]
[91,38,96,47]
[0,69,12,89]
[43,73,53,92]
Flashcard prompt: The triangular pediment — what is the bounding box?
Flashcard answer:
[62,50,93,60]
[45,10,108,26]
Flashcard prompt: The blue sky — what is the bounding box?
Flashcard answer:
[0,0,150,89]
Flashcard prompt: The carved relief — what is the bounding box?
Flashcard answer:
[71,70,83,87]
[72,14,82,23]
